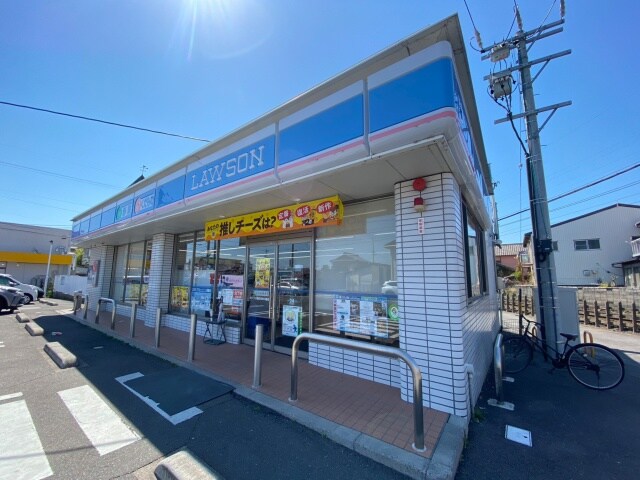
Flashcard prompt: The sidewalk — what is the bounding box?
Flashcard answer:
[53,300,463,480]
[456,311,640,480]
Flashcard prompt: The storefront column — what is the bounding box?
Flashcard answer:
[144,233,174,326]
[395,173,468,416]
[85,245,115,313]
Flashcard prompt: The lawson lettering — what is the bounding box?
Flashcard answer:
[187,136,275,197]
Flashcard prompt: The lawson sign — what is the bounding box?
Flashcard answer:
[73,40,490,239]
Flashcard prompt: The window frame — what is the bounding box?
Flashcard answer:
[574,238,600,251]
[463,203,487,299]
[109,239,153,305]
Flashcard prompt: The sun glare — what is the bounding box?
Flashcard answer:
[175,0,273,61]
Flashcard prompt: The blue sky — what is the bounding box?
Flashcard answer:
[1,0,638,245]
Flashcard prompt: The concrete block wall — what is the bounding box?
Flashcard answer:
[395,173,469,416]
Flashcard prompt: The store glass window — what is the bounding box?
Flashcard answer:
[313,197,398,346]
[171,233,195,314]
[110,240,153,305]
[111,244,129,303]
[464,205,486,298]
[216,238,246,321]
[169,232,246,316]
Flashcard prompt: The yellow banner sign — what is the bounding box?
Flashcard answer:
[205,195,343,241]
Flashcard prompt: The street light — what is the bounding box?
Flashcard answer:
[44,240,53,298]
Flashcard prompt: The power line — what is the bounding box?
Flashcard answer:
[498,162,640,221]
[0,100,212,143]
[0,160,120,188]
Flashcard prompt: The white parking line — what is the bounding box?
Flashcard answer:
[116,372,202,425]
[0,392,23,402]
[0,399,53,480]
[58,385,140,456]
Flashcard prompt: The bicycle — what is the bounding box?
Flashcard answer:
[502,315,625,390]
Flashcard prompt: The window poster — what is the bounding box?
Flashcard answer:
[282,305,302,337]
[170,286,189,310]
[332,294,391,338]
[255,258,271,288]
[333,299,352,332]
[191,286,212,312]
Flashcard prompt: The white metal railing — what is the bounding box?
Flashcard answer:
[631,237,640,257]
[290,333,426,452]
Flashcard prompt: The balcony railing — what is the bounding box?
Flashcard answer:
[631,238,640,257]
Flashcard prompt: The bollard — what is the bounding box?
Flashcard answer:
[155,308,162,348]
[187,313,197,362]
[253,324,264,388]
[129,303,137,338]
[494,333,504,403]
[110,303,116,330]
[95,299,101,324]
[73,293,79,314]
[83,294,89,320]
[487,333,514,411]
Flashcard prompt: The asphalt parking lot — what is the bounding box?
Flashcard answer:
[456,319,640,480]
[0,302,409,480]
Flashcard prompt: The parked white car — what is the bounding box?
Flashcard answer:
[0,274,40,304]
[0,285,25,312]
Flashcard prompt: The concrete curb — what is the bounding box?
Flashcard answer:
[236,385,430,479]
[155,450,224,480]
[44,342,77,369]
[16,313,31,323]
[424,415,467,480]
[25,323,44,336]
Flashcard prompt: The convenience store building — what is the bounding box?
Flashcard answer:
[71,15,499,419]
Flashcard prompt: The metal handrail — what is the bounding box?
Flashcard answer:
[290,332,425,452]
[97,297,116,329]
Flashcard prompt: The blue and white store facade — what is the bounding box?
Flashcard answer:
[72,15,499,419]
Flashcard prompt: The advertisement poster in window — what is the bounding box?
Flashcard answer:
[332,294,390,338]
[88,260,100,287]
[282,305,302,337]
[333,299,351,331]
[255,258,271,288]
[171,286,189,310]
[191,286,212,312]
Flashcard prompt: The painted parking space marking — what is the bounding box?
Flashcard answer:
[0,392,23,402]
[0,399,53,480]
[58,385,140,456]
[116,372,202,425]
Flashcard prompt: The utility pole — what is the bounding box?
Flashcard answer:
[480,5,571,352]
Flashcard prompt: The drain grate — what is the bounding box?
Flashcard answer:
[505,425,532,447]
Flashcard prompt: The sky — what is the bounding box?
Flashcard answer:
[1,0,639,246]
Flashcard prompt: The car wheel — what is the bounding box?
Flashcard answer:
[25,294,33,304]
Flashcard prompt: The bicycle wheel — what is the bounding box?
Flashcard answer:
[502,337,533,373]
[567,343,625,390]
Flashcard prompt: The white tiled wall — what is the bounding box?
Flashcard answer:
[85,245,114,312]
[145,233,175,326]
[394,173,499,417]
[395,173,468,416]
[308,344,401,388]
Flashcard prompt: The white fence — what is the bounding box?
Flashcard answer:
[54,275,88,296]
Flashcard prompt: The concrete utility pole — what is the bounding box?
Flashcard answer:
[481,8,571,351]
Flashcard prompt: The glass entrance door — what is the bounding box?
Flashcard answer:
[245,239,311,353]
